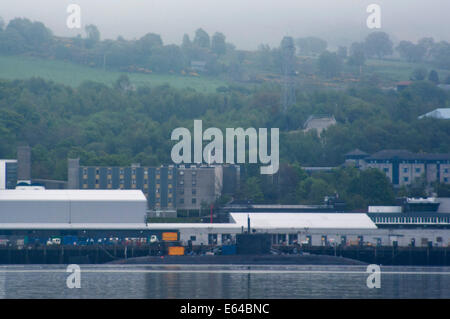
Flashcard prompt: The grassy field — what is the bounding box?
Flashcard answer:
[365,58,450,83]
[0,55,227,92]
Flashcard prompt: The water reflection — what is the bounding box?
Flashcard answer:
[0,265,448,299]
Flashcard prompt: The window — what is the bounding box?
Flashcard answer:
[192,198,196,204]
[403,168,408,173]
[444,177,449,183]
[415,168,421,173]
[179,189,184,195]
[120,169,124,175]
[144,179,148,184]
[190,236,196,241]
[96,169,99,175]
[404,177,409,182]
[179,198,184,204]
[383,168,389,173]
[192,189,196,195]
[445,168,449,174]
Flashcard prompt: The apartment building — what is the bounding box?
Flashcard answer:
[345,149,450,187]
[68,159,176,209]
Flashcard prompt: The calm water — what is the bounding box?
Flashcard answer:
[0,264,449,299]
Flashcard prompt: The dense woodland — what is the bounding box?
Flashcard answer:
[1,18,450,209]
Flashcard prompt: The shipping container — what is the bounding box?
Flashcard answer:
[162,232,178,241]
[168,246,185,256]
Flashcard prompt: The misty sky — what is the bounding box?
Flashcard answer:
[1,0,449,49]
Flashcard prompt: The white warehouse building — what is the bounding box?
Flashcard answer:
[0,189,147,224]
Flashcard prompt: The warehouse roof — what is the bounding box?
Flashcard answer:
[0,189,147,201]
[230,213,377,229]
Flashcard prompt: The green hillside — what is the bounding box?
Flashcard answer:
[0,55,226,92]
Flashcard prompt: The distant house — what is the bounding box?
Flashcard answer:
[418,108,450,120]
[190,61,207,73]
[303,115,337,136]
[396,81,412,91]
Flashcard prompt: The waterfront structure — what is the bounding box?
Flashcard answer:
[0,189,147,223]
[345,149,450,187]
[0,160,17,189]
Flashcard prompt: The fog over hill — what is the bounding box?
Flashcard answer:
[1,0,449,49]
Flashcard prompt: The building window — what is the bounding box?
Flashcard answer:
[403,168,408,173]
[445,168,449,174]
[383,168,389,173]
[415,168,421,173]
[404,177,409,182]
[83,168,87,175]
[180,198,184,204]
[144,179,148,184]
[444,177,449,183]
[192,189,196,195]
[180,189,184,195]
[120,169,124,175]
[192,198,196,204]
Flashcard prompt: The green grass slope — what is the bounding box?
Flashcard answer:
[0,55,226,92]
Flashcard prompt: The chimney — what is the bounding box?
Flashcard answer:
[68,158,80,189]
[17,145,31,181]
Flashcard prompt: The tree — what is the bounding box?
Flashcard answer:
[243,177,264,202]
[364,31,393,59]
[348,42,365,67]
[411,67,427,81]
[295,37,327,56]
[85,24,100,48]
[138,33,163,53]
[428,70,440,84]
[418,37,434,58]
[429,41,450,69]
[337,46,347,59]
[182,34,191,50]
[396,41,426,62]
[211,32,226,55]
[193,28,210,48]
[318,51,342,78]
